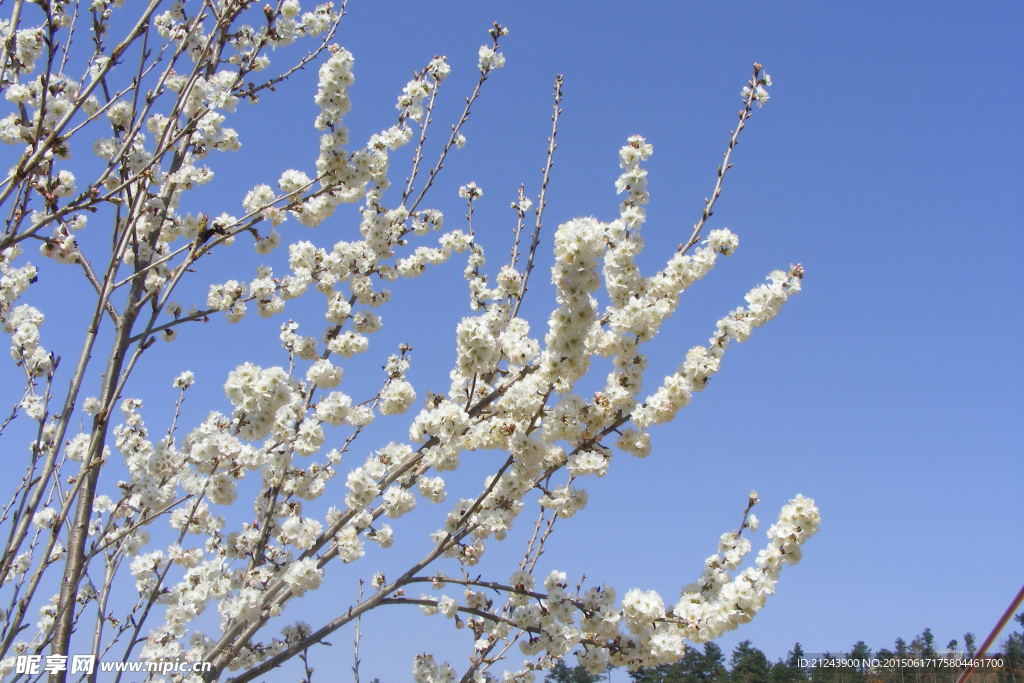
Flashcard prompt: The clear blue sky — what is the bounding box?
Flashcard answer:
[10,0,1023,679]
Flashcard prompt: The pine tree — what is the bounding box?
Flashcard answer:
[730,641,772,683]
[547,660,604,683]
[699,643,730,682]
[1000,612,1024,683]
[808,653,849,683]
[770,643,808,682]
[845,641,871,681]
[965,633,977,658]
[630,642,727,682]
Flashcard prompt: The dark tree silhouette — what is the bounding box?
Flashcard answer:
[730,641,772,682]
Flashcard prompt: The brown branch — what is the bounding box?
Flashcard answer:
[512,74,563,319]
[677,62,767,255]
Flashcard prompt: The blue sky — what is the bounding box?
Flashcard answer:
[5,0,1023,679]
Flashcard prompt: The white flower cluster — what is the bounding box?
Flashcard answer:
[140,558,232,663]
[427,497,819,676]
[396,67,440,122]
[632,270,800,427]
[459,182,484,201]
[456,313,502,376]
[10,26,46,73]
[380,378,416,415]
[614,134,653,228]
[295,46,421,225]
[478,46,506,74]
[741,71,772,107]
[173,371,195,390]
[2,73,87,163]
[243,184,286,228]
[207,281,247,321]
[283,557,323,596]
[223,363,303,441]
[413,653,457,682]
[3,302,52,377]
[113,399,180,512]
[0,247,36,311]
[39,224,80,264]
[314,48,355,138]
[669,494,821,644]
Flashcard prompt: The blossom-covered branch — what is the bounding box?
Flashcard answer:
[0,2,816,681]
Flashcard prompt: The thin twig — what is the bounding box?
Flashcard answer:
[513,74,563,319]
[352,580,364,683]
[676,62,767,255]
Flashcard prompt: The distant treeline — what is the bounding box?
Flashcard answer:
[542,612,1024,683]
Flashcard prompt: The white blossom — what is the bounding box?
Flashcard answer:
[0,13,816,681]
